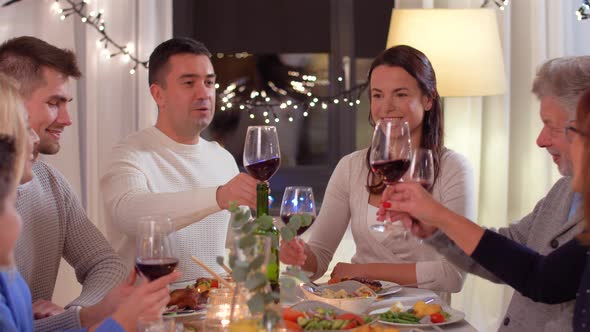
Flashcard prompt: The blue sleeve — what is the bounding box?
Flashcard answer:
[66,318,124,332]
[472,229,586,303]
[0,301,19,332]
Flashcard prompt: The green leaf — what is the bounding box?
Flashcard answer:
[280,277,296,289]
[280,226,295,242]
[241,221,256,234]
[239,234,256,249]
[247,293,265,314]
[301,214,313,227]
[287,216,302,232]
[249,255,266,271]
[228,201,239,213]
[257,215,274,230]
[232,266,248,282]
[216,256,224,267]
[245,272,268,291]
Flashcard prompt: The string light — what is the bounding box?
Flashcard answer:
[480,0,509,10]
[49,0,148,74]
[577,0,590,20]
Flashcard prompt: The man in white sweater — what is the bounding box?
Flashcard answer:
[101,38,258,281]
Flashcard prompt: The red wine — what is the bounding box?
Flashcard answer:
[371,159,411,184]
[135,257,178,281]
[281,214,316,235]
[245,157,280,181]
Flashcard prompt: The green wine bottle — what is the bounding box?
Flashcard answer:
[254,181,280,292]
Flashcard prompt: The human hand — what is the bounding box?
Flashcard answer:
[216,173,258,210]
[330,263,366,280]
[110,271,180,331]
[381,183,446,226]
[80,269,138,327]
[32,299,65,319]
[399,217,439,238]
[279,238,307,266]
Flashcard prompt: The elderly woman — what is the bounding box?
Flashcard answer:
[382,89,590,331]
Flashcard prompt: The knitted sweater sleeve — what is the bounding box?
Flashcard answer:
[100,143,226,235]
[35,165,127,331]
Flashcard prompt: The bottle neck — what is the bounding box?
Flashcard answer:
[256,182,270,218]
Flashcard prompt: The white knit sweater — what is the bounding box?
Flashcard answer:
[101,127,239,281]
[307,148,476,292]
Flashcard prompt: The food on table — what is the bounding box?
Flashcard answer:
[328,276,383,292]
[412,301,442,318]
[320,285,375,299]
[282,307,370,330]
[354,325,400,332]
[379,301,450,324]
[165,277,219,313]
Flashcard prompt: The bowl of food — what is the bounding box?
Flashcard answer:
[300,280,377,314]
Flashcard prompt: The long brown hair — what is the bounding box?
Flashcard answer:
[365,45,444,194]
[576,89,590,245]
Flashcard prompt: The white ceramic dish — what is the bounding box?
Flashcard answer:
[300,280,377,314]
[375,280,402,296]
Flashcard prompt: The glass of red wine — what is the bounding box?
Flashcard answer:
[135,216,178,281]
[280,186,317,236]
[243,126,281,183]
[135,216,178,330]
[369,118,412,233]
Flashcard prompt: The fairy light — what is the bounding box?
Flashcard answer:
[250,113,255,119]
[48,0,149,75]
[577,0,590,20]
[334,99,339,104]
[263,111,269,117]
[265,118,270,124]
[221,106,226,111]
[303,111,309,117]
[288,116,294,122]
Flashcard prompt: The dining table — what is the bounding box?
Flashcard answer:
[172,286,478,332]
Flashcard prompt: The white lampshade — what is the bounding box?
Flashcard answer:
[386,9,506,97]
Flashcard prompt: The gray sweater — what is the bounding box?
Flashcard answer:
[14,161,127,331]
[426,177,584,331]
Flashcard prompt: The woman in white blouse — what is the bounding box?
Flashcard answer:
[279,45,476,293]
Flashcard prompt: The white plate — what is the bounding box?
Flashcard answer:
[319,280,402,297]
[163,281,207,318]
[375,281,402,296]
[371,306,466,328]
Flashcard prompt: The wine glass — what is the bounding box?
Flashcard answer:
[280,186,317,236]
[135,216,178,281]
[243,126,281,183]
[135,216,178,330]
[411,148,434,190]
[369,119,412,232]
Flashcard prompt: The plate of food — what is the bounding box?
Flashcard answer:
[283,300,378,331]
[163,277,220,318]
[300,280,377,314]
[371,300,465,328]
[328,277,402,297]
